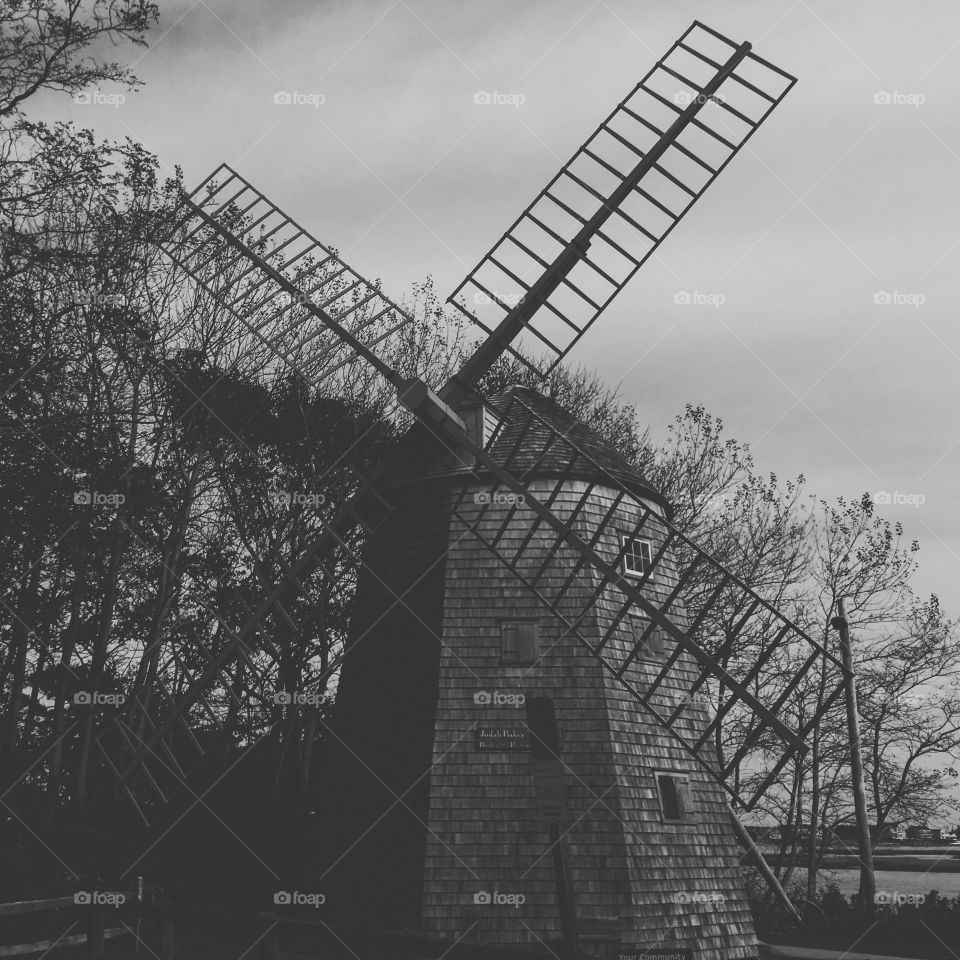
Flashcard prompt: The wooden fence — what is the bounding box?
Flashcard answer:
[0,889,170,960]
[0,894,566,960]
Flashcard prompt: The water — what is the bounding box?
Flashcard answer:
[814,868,960,898]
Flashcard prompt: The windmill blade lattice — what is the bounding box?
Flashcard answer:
[162,163,414,391]
[95,461,401,824]
[448,20,795,384]
[444,390,849,810]
[99,632,282,822]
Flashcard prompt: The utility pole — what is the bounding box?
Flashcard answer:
[832,598,875,910]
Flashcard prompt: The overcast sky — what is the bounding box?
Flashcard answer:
[33,0,960,604]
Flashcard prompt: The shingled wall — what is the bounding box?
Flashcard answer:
[419,478,758,959]
[316,386,758,958]
[421,477,632,942]
[585,490,758,959]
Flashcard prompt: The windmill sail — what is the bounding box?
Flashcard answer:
[447,20,795,385]
[162,163,415,391]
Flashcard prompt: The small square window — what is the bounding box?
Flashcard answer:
[501,620,539,665]
[629,615,667,660]
[622,537,653,578]
[655,772,694,823]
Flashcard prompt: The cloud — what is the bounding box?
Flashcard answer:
[29,0,960,601]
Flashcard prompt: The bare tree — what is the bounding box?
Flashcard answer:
[0,0,158,117]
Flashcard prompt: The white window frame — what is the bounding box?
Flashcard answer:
[621,535,654,579]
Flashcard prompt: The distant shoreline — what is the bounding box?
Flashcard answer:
[761,849,960,872]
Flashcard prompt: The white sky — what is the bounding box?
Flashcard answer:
[32,0,960,606]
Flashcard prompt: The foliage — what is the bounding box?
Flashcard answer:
[748,875,960,960]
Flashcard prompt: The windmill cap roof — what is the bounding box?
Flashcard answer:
[475,385,672,517]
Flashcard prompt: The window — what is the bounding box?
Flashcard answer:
[655,772,694,823]
[629,615,667,660]
[622,537,653,578]
[501,620,539,665]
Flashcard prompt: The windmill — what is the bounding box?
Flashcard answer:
[91,20,849,959]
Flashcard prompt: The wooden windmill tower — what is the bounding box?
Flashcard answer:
[93,21,850,960]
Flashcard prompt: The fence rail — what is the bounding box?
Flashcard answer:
[0,895,560,960]
[0,891,161,960]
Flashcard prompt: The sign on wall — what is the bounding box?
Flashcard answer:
[476,725,530,751]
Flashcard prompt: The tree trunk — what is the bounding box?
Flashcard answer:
[131,454,202,738]
[74,364,143,808]
[74,507,129,808]
[2,551,43,757]
[50,575,83,784]
[805,637,831,899]
[21,644,48,750]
